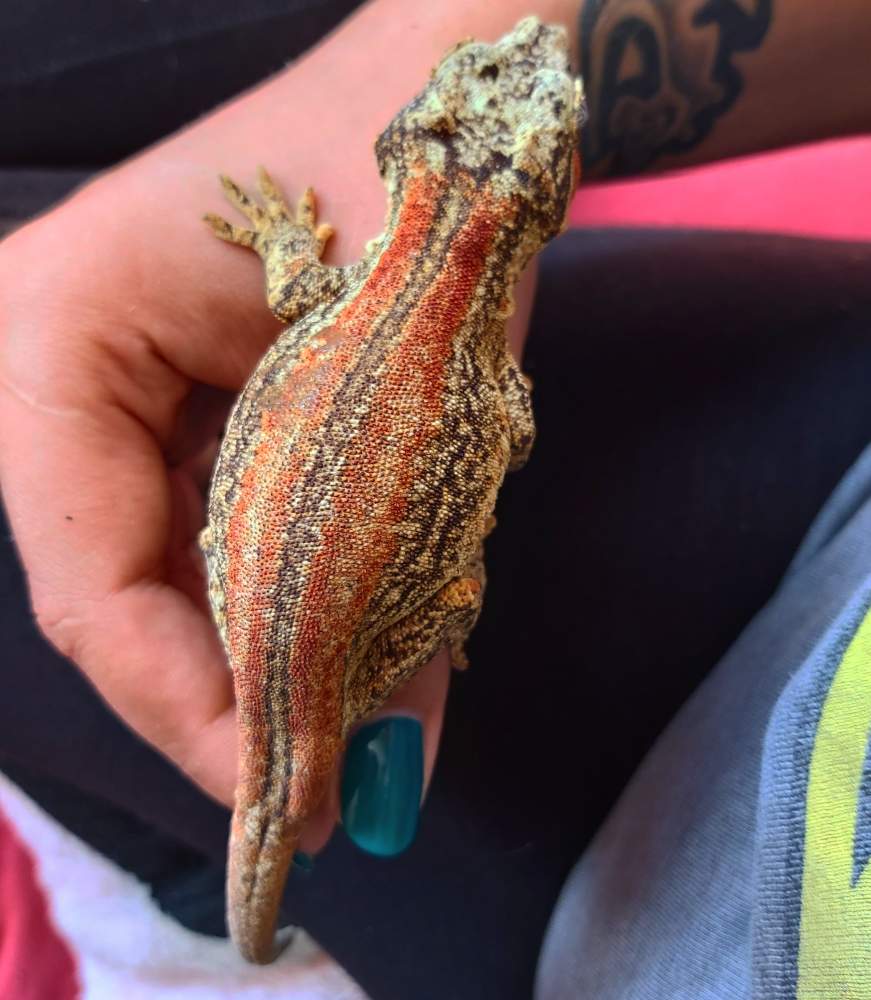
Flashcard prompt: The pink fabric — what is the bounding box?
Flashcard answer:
[570,137,871,242]
[0,807,79,1000]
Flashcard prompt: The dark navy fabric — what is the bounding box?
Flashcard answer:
[0,0,363,168]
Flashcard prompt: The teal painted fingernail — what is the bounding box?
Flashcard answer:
[341,717,423,857]
[292,852,314,872]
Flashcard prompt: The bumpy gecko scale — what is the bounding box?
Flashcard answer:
[201,16,583,964]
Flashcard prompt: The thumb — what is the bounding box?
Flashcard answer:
[338,651,451,858]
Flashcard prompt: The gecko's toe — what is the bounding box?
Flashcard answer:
[204,212,256,248]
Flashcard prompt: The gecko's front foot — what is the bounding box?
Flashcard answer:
[205,167,343,323]
[205,166,333,258]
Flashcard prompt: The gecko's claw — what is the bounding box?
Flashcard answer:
[296,187,316,227]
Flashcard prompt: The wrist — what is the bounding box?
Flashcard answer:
[40,2,563,364]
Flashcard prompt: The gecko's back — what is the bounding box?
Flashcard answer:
[201,16,583,964]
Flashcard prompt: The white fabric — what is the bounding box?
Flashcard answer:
[0,774,367,1000]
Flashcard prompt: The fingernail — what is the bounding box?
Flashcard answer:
[292,852,314,872]
[341,717,423,857]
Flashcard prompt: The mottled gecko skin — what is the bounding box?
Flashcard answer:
[200,16,583,964]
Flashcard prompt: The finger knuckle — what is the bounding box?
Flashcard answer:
[30,591,87,664]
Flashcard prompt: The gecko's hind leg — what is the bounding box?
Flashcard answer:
[343,562,486,734]
[205,166,346,324]
[497,349,536,471]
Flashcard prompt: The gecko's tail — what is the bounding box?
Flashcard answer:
[227,799,302,964]
[225,640,344,962]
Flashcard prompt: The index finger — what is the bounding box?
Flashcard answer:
[0,330,238,804]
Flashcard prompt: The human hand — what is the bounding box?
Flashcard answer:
[0,0,547,856]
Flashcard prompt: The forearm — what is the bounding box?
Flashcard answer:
[319,0,871,181]
[575,0,871,177]
[23,0,869,365]
[349,0,870,181]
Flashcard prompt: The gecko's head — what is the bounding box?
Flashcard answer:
[377,17,585,238]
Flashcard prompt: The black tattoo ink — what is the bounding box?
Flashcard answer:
[579,0,773,175]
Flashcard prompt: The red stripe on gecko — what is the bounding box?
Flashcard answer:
[225,170,445,806]
[285,182,506,815]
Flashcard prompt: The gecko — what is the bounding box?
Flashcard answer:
[199,15,584,964]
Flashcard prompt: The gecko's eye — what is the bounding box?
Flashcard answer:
[479,64,499,81]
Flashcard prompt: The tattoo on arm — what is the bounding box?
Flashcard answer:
[579,0,773,175]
